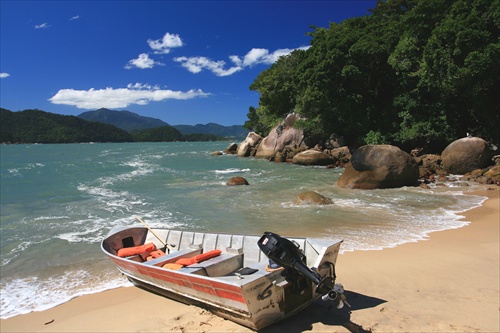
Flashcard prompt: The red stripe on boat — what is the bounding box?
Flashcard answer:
[214,289,246,303]
[111,256,246,303]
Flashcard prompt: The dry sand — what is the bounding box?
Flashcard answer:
[1,188,498,333]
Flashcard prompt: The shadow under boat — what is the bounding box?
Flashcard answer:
[260,290,386,333]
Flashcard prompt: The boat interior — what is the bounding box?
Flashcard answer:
[103,227,318,280]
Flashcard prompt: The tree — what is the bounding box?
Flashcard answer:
[243,106,267,135]
[249,49,306,136]
[247,0,500,151]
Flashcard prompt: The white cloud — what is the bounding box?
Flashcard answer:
[147,33,183,54]
[127,83,160,90]
[231,46,310,67]
[0,73,10,79]
[174,56,242,77]
[48,84,210,109]
[125,53,164,69]
[69,15,80,21]
[174,45,310,77]
[34,23,50,29]
[128,32,307,76]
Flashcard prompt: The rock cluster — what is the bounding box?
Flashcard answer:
[417,137,498,187]
[217,117,497,190]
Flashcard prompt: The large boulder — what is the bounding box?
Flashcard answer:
[441,137,492,174]
[255,113,306,159]
[337,145,419,189]
[292,149,335,166]
[237,132,262,157]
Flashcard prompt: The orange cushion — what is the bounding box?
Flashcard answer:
[175,257,195,266]
[117,242,156,257]
[175,249,222,266]
[163,263,183,270]
[146,249,166,261]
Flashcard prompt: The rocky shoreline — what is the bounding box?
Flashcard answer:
[217,113,499,190]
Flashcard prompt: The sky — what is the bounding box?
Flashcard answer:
[0,1,377,126]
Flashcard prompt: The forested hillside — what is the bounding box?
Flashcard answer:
[78,108,169,132]
[79,108,248,139]
[1,109,238,144]
[132,127,229,142]
[173,123,248,140]
[1,108,133,143]
[246,0,499,151]
[132,126,185,142]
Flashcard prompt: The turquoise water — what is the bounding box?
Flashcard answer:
[0,142,486,318]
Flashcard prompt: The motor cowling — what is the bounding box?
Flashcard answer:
[257,231,335,295]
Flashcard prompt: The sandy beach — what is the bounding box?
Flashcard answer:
[2,188,498,333]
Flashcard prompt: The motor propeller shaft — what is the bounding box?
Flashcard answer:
[321,283,350,309]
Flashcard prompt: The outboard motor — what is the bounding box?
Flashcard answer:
[258,231,349,308]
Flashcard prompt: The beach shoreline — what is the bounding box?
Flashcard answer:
[2,187,498,332]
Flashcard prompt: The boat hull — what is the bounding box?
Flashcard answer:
[102,227,342,330]
[127,277,259,329]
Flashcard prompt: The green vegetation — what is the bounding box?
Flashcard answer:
[132,125,185,142]
[173,123,248,140]
[78,108,169,132]
[78,110,249,140]
[1,108,133,143]
[246,0,499,151]
[1,109,241,144]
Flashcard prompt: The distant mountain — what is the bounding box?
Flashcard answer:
[173,123,248,140]
[78,108,169,133]
[78,109,248,140]
[1,108,133,143]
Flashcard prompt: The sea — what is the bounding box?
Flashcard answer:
[0,142,487,319]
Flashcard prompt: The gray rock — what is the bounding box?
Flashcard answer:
[292,149,334,166]
[210,151,223,156]
[292,191,333,205]
[441,137,492,174]
[226,176,249,186]
[255,113,306,159]
[237,132,262,157]
[223,143,238,154]
[337,145,419,189]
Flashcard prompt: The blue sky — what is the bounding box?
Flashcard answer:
[0,1,377,126]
